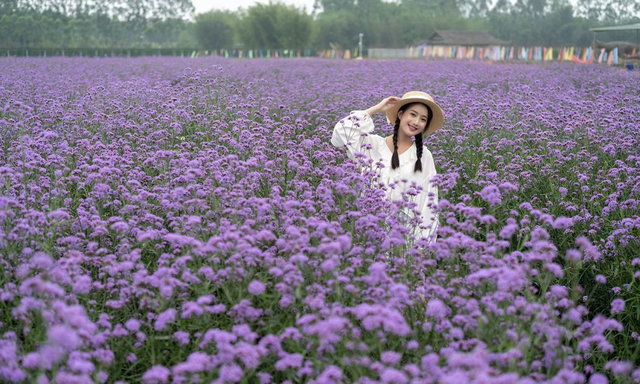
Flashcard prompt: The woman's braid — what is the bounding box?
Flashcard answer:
[414,132,423,172]
[391,118,400,169]
[413,104,434,173]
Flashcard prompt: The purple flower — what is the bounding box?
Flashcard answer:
[31,252,54,270]
[48,325,81,350]
[47,209,71,221]
[545,262,564,278]
[480,184,502,206]
[316,365,343,382]
[275,353,303,371]
[154,309,176,331]
[499,223,518,239]
[380,351,402,365]
[73,275,93,294]
[142,366,170,384]
[589,373,608,384]
[552,217,573,229]
[425,299,448,320]
[611,298,625,314]
[595,275,607,284]
[248,280,266,295]
[173,331,190,346]
[218,364,243,382]
[172,352,209,374]
[380,368,408,384]
[125,319,141,332]
[566,249,582,262]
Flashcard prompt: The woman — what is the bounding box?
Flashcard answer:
[331,91,444,243]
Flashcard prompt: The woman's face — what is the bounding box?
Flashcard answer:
[397,103,430,137]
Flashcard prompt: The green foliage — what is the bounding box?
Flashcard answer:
[0,0,639,50]
[145,18,189,47]
[193,10,237,50]
[487,6,596,46]
[238,1,313,50]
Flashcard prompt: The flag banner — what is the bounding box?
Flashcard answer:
[217,44,606,64]
[571,53,592,64]
[564,48,573,61]
[466,47,474,59]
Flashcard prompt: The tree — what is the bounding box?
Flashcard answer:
[144,18,188,47]
[67,17,96,47]
[313,10,361,48]
[193,10,236,49]
[238,1,312,49]
[0,0,20,17]
[274,5,313,49]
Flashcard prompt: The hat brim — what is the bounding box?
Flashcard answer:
[386,98,445,135]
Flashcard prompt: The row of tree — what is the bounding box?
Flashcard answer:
[1,0,639,50]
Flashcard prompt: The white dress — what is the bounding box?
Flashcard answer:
[331,110,439,243]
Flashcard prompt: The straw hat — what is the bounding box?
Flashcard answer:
[385,91,445,135]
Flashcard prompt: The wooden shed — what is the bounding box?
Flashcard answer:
[425,30,509,46]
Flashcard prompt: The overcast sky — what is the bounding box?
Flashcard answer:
[192,0,582,15]
[192,0,316,13]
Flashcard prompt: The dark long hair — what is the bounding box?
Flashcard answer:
[391,103,433,172]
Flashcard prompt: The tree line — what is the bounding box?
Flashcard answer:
[1,0,639,50]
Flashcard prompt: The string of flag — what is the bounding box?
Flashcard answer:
[367,45,621,64]
[188,46,622,65]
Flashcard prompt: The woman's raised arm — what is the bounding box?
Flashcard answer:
[365,96,400,117]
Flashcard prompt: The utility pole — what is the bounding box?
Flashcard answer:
[358,33,363,60]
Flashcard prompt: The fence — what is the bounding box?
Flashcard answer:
[1,47,320,58]
[1,45,629,65]
[368,45,623,64]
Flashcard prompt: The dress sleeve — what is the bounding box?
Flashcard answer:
[331,110,376,159]
[416,149,439,242]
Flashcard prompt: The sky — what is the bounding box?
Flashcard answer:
[192,0,317,14]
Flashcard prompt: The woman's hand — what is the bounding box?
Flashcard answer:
[365,96,400,116]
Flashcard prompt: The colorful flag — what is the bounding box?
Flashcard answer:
[564,48,572,61]
[571,53,592,64]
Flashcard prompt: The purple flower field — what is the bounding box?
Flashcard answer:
[1,57,639,383]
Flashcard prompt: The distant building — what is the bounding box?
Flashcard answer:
[423,30,509,46]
